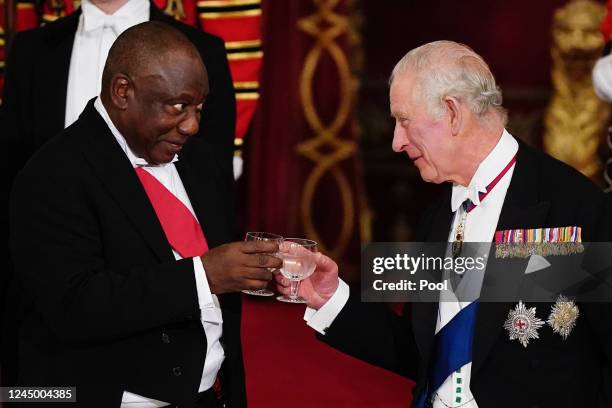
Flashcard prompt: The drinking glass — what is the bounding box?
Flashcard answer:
[276,238,318,303]
[242,232,283,297]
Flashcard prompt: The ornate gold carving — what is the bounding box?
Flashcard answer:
[544,0,610,179]
[164,0,186,21]
[296,0,361,258]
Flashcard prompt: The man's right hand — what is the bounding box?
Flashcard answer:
[201,241,282,294]
[276,252,339,309]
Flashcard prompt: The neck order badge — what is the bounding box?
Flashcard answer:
[452,155,517,259]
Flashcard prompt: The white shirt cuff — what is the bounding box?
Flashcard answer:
[193,257,223,324]
[303,279,349,335]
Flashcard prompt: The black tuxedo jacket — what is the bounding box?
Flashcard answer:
[8,102,245,407]
[322,141,612,407]
[0,3,236,389]
[2,3,236,183]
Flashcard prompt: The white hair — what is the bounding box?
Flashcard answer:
[390,40,507,124]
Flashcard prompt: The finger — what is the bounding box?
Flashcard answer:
[243,279,272,291]
[242,240,279,254]
[276,284,291,295]
[315,253,338,273]
[241,267,274,282]
[241,253,283,270]
[274,273,291,287]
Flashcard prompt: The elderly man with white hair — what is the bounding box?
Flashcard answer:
[278,41,612,407]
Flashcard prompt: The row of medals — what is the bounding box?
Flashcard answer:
[453,218,579,348]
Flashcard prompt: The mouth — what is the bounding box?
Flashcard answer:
[163,140,186,153]
[409,153,422,161]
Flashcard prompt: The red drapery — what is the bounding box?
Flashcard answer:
[239,1,414,406]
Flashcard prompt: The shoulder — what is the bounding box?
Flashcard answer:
[518,142,612,239]
[11,12,79,51]
[525,142,604,200]
[14,121,88,188]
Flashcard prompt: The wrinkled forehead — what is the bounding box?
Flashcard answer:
[138,53,208,95]
[390,72,419,104]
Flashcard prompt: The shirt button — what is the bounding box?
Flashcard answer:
[172,366,182,376]
[162,333,170,344]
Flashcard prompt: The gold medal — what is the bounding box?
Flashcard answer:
[547,295,579,340]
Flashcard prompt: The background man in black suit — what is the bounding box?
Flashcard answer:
[279,41,612,407]
[9,21,277,407]
[1,0,236,387]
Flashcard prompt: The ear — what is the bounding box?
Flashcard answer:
[442,96,462,136]
[109,74,131,110]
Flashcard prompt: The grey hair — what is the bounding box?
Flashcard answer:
[390,41,507,124]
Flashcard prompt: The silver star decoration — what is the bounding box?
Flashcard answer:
[503,301,544,348]
[547,295,579,340]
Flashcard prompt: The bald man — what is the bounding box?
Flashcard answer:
[9,22,276,408]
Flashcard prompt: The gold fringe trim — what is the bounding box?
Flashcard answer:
[236,92,260,100]
[227,50,263,60]
[234,81,259,89]
[199,9,261,19]
[225,39,262,50]
[198,0,260,7]
[496,242,585,258]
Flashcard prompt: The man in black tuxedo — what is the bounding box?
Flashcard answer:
[9,22,277,407]
[1,0,236,387]
[2,0,235,176]
[279,41,612,407]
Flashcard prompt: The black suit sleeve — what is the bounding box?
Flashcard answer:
[320,297,420,380]
[9,167,202,346]
[2,32,35,185]
[195,34,236,180]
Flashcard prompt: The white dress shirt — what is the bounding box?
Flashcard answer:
[308,130,519,408]
[94,98,225,407]
[432,129,517,408]
[65,0,149,127]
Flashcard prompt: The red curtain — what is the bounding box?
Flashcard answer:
[239,1,415,407]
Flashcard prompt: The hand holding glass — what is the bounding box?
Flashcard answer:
[276,238,318,303]
[242,232,283,296]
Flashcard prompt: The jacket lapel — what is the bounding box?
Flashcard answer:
[412,189,454,366]
[471,141,550,374]
[38,10,81,137]
[77,102,175,262]
[174,155,228,249]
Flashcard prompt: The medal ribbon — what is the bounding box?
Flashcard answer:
[465,154,517,213]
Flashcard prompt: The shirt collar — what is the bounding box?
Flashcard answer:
[81,0,150,36]
[451,129,518,212]
[94,97,178,168]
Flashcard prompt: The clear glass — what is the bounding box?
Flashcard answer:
[242,232,284,296]
[276,238,318,304]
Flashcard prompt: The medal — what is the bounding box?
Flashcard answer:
[503,301,544,347]
[547,295,579,340]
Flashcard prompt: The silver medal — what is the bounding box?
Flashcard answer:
[503,301,544,348]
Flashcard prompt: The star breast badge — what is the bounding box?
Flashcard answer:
[547,295,579,340]
[504,301,544,348]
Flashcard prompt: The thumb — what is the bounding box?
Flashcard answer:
[315,253,338,274]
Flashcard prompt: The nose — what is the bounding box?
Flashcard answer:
[392,121,407,153]
[177,109,200,136]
